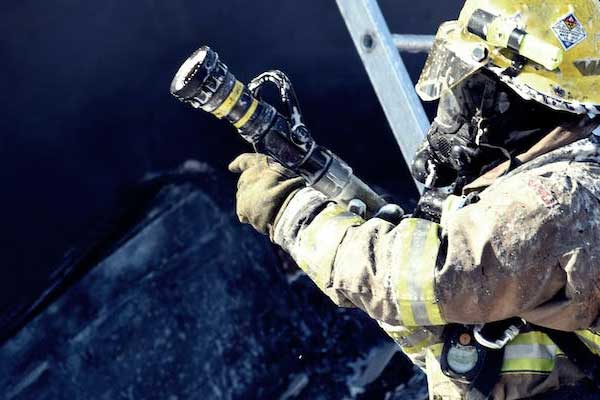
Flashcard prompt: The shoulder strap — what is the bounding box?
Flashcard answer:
[466,347,504,400]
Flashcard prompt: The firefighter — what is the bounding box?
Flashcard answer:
[230,0,600,398]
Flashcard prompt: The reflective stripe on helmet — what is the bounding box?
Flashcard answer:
[500,332,564,374]
[294,204,364,291]
[394,218,445,326]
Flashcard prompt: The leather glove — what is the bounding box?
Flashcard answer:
[228,153,305,237]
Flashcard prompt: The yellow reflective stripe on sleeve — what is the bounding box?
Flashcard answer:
[403,336,435,355]
[295,204,364,290]
[396,219,418,326]
[501,358,556,374]
[508,331,556,346]
[576,330,600,355]
[395,218,444,326]
[233,98,258,129]
[377,322,441,356]
[500,332,560,375]
[212,80,244,119]
[378,322,435,369]
[422,224,444,325]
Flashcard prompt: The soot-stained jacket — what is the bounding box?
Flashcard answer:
[271,135,600,400]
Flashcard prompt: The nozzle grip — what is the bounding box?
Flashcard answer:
[308,154,387,215]
[333,174,388,216]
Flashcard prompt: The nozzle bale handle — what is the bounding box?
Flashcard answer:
[170,45,387,215]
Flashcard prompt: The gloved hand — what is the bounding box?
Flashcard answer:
[228,153,306,237]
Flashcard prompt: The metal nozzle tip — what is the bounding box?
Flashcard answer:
[170,46,212,99]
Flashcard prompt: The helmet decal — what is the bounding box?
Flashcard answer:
[552,13,587,50]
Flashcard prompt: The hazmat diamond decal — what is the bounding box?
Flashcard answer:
[552,13,587,50]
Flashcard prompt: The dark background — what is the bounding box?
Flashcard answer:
[0,1,461,326]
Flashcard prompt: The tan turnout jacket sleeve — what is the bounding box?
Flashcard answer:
[272,137,600,332]
[271,136,600,399]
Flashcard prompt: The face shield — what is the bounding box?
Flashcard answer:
[412,69,579,190]
[416,22,488,102]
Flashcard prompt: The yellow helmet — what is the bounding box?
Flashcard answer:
[416,0,600,114]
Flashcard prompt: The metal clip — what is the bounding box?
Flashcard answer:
[473,319,525,350]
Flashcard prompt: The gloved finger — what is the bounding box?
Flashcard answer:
[234,189,250,224]
[236,163,268,190]
[236,171,247,190]
[374,203,405,225]
[236,211,249,225]
[228,153,267,174]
